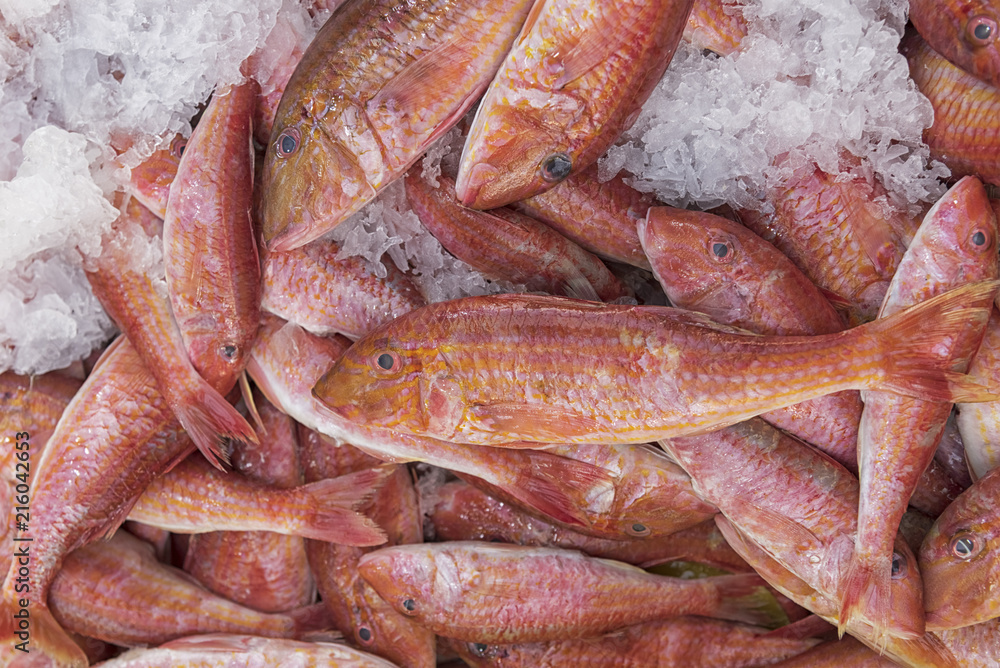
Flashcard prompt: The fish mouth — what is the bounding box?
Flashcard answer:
[456,161,500,208]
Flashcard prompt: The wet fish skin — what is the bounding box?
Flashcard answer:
[0,336,196,668]
[300,430,435,668]
[738,156,918,325]
[405,170,629,302]
[164,80,261,398]
[260,0,536,251]
[455,0,697,209]
[426,479,749,571]
[247,313,613,528]
[48,532,324,649]
[448,617,818,668]
[183,388,316,613]
[127,452,388,546]
[639,205,863,468]
[127,134,185,218]
[956,308,1000,478]
[840,175,999,639]
[262,236,427,340]
[461,442,718,541]
[682,0,748,56]
[358,541,778,643]
[315,283,999,446]
[909,0,1000,89]
[904,30,1000,188]
[90,633,399,667]
[510,163,655,270]
[919,465,1000,630]
[715,516,960,668]
[660,418,927,642]
[87,196,258,470]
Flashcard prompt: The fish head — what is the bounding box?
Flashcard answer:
[260,112,375,252]
[357,546,444,621]
[638,207,756,324]
[455,99,579,209]
[920,470,1000,631]
[128,133,185,218]
[910,0,1000,88]
[183,310,260,390]
[885,535,928,639]
[312,326,458,436]
[347,583,436,668]
[899,176,999,294]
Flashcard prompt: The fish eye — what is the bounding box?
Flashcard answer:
[401,598,417,614]
[371,351,400,373]
[170,136,186,158]
[356,626,374,645]
[276,128,300,158]
[708,237,735,262]
[890,551,907,579]
[970,228,993,250]
[627,522,650,537]
[540,152,572,183]
[968,16,997,45]
[220,344,238,360]
[949,532,983,560]
[469,643,490,657]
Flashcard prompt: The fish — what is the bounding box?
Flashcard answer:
[682,0,748,56]
[314,282,1000,446]
[459,442,718,541]
[840,175,998,639]
[909,0,1000,89]
[404,170,629,302]
[0,337,196,668]
[919,464,1000,630]
[259,0,537,251]
[935,616,1000,666]
[127,133,185,218]
[715,516,960,668]
[163,80,261,402]
[455,0,697,209]
[127,453,388,546]
[262,236,427,340]
[47,532,328,648]
[447,617,818,668]
[425,479,749,571]
[956,308,1000,479]
[660,418,928,642]
[299,429,435,668]
[510,163,655,271]
[903,30,1000,188]
[87,195,258,470]
[182,388,316,613]
[737,155,918,325]
[358,541,782,643]
[247,313,614,528]
[638,204,862,468]
[88,633,399,667]
[766,636,900,667]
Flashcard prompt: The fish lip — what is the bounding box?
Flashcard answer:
[924,608,961,632]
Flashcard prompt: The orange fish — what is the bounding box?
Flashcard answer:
[127,134,185,218]
[840,176,999,639]
[315,282,999,446]
[405,170,629,302]
[682,0,748,56]
[903,30,1000,188]
[909,0,1000,89]
[456,0,696,209]
[259,0,537,251]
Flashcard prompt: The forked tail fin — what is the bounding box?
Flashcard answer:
[293,466,392,546]
[865,280,1000,403]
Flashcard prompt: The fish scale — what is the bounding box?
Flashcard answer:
[261,0,536,251]
[316,285,999,446]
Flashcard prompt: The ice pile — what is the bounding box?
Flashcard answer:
[599,0,949,214]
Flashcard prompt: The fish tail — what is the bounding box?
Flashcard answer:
[710,573,789,629]
[837,550,898,642]
[292,466,391,546]
[868,279,1000,403]
[173,379,260,470]
[1,601,88,667]
[504,450,615,527]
